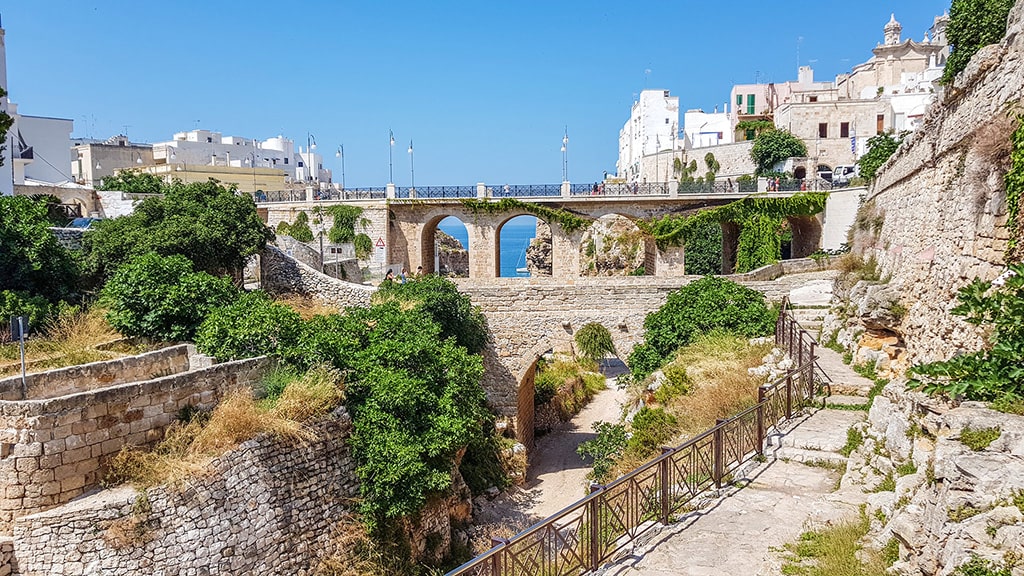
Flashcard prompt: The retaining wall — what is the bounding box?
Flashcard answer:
[260,245,374,309]
[0,355,271,534]
[0,346,190,402]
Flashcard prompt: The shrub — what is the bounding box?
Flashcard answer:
[909,264,1024,402]
[577,421,627,483]
[858,131,905,181]
[459,417,513,495]
[0,290,53,339]
[102,253,238,341]
[627,276,776,379]
[574,322,616,362]
[194,291,303,360]
[372,275,488,354]
[627,407,678,455]
[284,211,314,242]
[354,233,373,260]
[959,426,1001,450]
[750,129,807,175]
[942,0,1014,84]
[0,195,80,300]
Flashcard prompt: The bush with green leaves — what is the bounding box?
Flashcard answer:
[102,253,238,341]
[326,205,366,244]
[194,291,303,360]
[577,421,627,483]
[627,407,678,455]
[97,169,166,194]
[354,233,373,260]
[574,322,616,362]
[322,303,486,524]
[627,276,776,380]
[0,195,80,301]
[942,0,1014,84]
[276,211,314,242]
[857,131,905,181]
[372,275,488,354]
[0,291,53,340]
[750,129,807,175]
[84,179,274,281]
[909,264,1024,404]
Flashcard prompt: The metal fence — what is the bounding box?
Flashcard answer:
[490,184,564,198]
[446,306,820,576]
[568,182,672,197]
[396,186,477,199]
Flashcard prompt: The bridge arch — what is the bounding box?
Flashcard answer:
[496,213,549,277]
[420,212,472,277]
[577,212,657,276]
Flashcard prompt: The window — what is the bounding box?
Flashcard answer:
[809,96,818,103]
[876,114,885,134]
[746,94,755,115]
[818,123,828,138]
[840,122,850,138]
[736,94,743,106]
[665,118,669,124]
[284,158,289,164]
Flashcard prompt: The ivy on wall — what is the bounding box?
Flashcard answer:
[459,198,591,233]
[1006,116,1024,261]
[640,192,828,273]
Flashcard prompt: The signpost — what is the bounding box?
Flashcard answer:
[9,316,28,399]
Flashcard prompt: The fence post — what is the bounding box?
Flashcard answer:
[713,419,726,489]
[785,373,793,420]
[756,386,767,456]
[660,447,672,524]
[588,483,603,570]
[809,341,817,395]
[788,320,795,360]
[490,538,508,576]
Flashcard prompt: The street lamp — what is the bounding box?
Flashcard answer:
[307,133,318,184]
[134,151,143,165]
[243,152,258,191]
[388,129,395,184]
[560,127,568,182]
[408,140,415,191]
[335,145,345,191]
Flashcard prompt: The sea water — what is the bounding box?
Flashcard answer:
[437,215,537,277]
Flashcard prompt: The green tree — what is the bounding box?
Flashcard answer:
[627,277,776,379]
[96,169,166,194]
[194,291,303,360]
[84,179,274,280]
[300,303,486,523]
[0,195,80,300]
[942,0,1014,84]
[280,211,314,242]
[101,253,238,341]
[750,129,807,175]
[857,131,905,181]
[372,275,488,354]
[577,421,627,482]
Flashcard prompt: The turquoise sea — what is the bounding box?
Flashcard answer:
[438,215,537,277]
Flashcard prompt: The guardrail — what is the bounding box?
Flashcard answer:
[568,182,672,197]
[446,306,820,576]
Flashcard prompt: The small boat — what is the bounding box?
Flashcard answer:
[515,242,530,276]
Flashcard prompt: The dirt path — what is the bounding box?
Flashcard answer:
[473,360,629,526]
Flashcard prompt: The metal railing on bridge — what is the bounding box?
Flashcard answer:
[396,186,477,199]
[492,184,563,198]
[445,306,822,576]
[568,182,672,197]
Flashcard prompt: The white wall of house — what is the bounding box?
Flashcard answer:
[683,109,733,149]
[13,112,74,183]
[617,89,679,182]
[0,24,12,196]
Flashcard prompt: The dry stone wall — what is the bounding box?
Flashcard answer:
[259,244,374,309]
[0,346,190,402]
[11,412,358,576]
[0,354,270,534]
[849,0,1024,364]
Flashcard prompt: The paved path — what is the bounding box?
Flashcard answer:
[599,408,869,576]
[473,361,629,527]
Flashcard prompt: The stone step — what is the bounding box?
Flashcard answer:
[773,446,848,467]
[825,394,870,407]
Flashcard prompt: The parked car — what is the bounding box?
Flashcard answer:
[832,165,859,186]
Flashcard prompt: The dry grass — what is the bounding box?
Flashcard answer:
[107,366,344,489]
[276,294,341,320]
[314,514,424,576]
[0,308,122,377]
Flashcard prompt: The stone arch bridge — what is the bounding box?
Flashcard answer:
[260,246,828,451]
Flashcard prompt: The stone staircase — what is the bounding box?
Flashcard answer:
[787,305,828,339]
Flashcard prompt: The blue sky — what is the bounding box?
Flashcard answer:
[4,1,949,186]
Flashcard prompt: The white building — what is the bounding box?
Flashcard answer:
[6,104,74,185]
[1,17,13,195]
[152,130,331,186]
[683,108,733,149]
[616,90,680,182]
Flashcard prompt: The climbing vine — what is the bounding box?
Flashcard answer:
[1006,115,1024,260]
[459,198,590,233]
[324,205,369,244]
[640,192,828,273]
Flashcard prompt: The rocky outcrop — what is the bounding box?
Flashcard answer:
[437,231,469,277]
[842,381,1024,575]
[526,220,552,276]
[580,215,646,277]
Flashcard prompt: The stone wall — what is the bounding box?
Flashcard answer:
[843,382,1024,575]
[849,0,1024,364]
[0,355,271,534]
[0,538,10,576]
[259,244,374,309]
[0,345,190,402]
[686,140,756,178]
[274,234,323,271]
[47,228,86,251]
[10,412,357,576]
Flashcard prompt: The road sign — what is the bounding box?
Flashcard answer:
[375,236,385,248]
